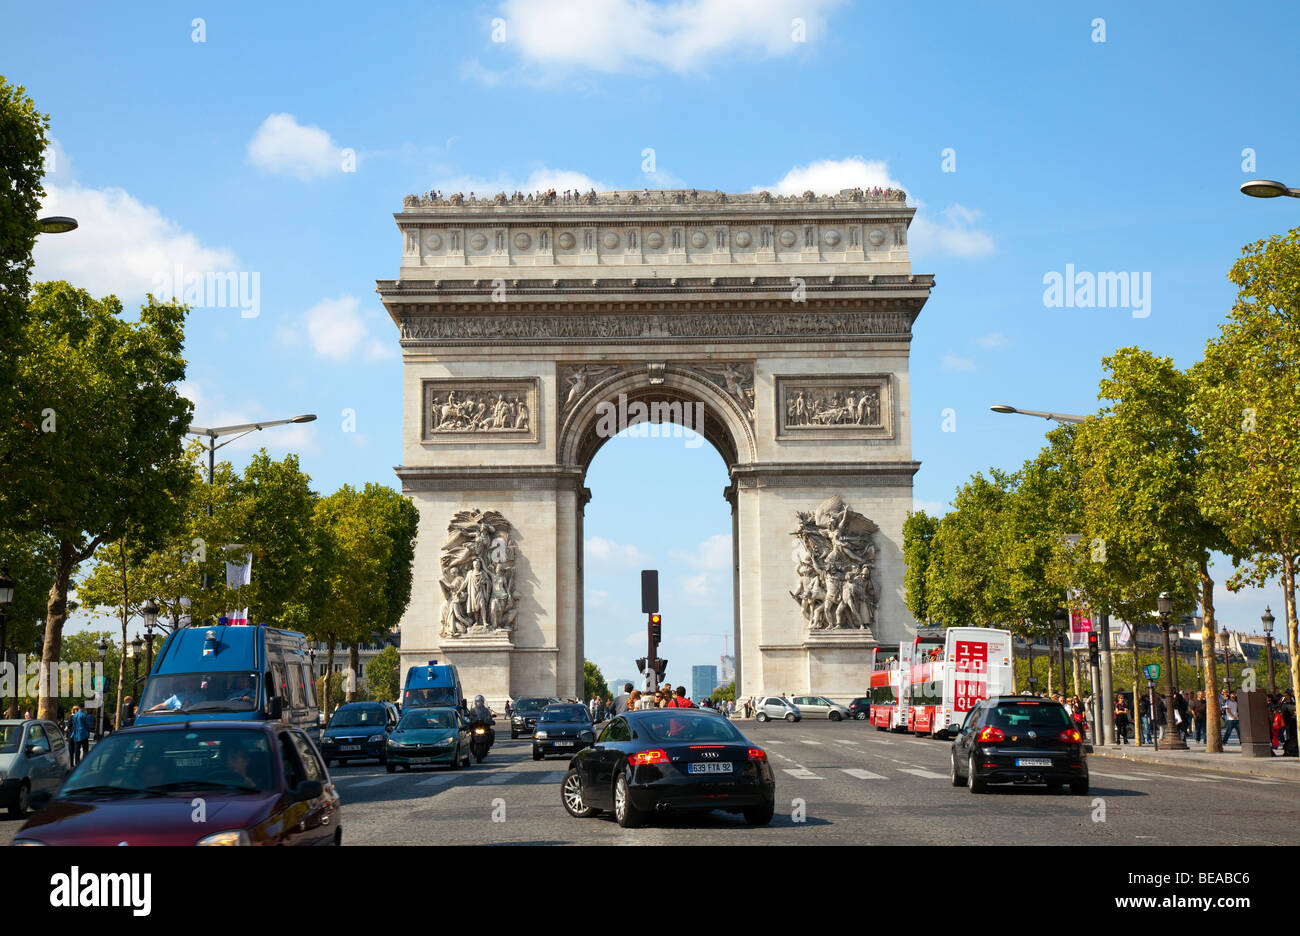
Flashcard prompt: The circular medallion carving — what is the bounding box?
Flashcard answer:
[868,228,886,247]
[646,231,664,249]
[557,232,576,250]
[691,230,708,248]
[823,229,841,247]
[733,231,752,248]
[603,231,620,249]
[425,233,442,250]
[513,232,532,250]
[778,229,797,247]
[469,232,488,250]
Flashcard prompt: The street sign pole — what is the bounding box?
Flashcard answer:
[1098,613,1115,746]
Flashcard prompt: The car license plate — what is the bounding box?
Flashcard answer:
[409,757,433,764]
[340,745,362,752]
[1016,758,1052,767]
[688,762,733,774]
[555,741,575,747]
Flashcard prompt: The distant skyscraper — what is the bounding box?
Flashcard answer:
[609,677,635,695]
[719,654,735,684]
[692,665,719,702]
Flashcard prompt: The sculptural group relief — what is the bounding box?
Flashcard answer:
[776,375,893,438]
[790,495,879,636]
[422,379,538,442]
[439,509,519,639]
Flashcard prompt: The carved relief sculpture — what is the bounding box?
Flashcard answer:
[790,495,878,635]
[422,379,539,443]
[776,375,892,439]
[440,509,519,638]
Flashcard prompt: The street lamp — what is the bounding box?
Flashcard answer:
[37,215,79,233]
[0,570,12,719]
[990,404,1087,424]
[131,635,144,691]
[1240,179,1300,199]
[1156,592,1187,750]
[1262,606,1277,695]
[1053,609,1069,695]
[97,636,110,740]
[141,599,159,676]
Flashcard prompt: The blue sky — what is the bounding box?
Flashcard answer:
[9,0,1299,682]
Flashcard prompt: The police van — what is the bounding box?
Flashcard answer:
[402,661,464,711]
[135,625,320,740]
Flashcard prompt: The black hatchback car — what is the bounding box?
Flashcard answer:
[320,702,394,767]
[533,703,597,760]
[950,696,1088,794]
[847,698,871,721]
[510,697,559,739]
[560,709,775,828]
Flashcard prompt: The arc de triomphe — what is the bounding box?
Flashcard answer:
[379,189,932,704]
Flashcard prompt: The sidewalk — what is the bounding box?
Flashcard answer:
[1091,737,1300,780]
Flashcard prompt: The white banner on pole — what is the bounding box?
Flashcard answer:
[225,551,252,625]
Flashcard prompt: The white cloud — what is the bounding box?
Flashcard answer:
[585,536,651,567]
[976,332,1010,350]
[247,113,347,181]
[431,167,606,198]
[753,156,901,196]
[909,203,995,259]
[670,533,731,571]
[912,499,950,518]
[33,151,240,304]
[496,0,842,75]
[279,295,396,363]
[941,353,975,372]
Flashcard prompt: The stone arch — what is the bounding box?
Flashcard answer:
[558,365,757,472]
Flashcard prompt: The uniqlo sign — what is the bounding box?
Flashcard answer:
[954,641,988,712]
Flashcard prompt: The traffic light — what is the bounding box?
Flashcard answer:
[653,657,667,681]
[636,657,647,673]
[1087,632,1100,666]
[649,613,662,643]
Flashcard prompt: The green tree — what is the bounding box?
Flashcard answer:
[1191,228,1300,716]
[583,660,608,702]
[902,510,940,623]
[1073,349,1228,750]
[236,451,317,627]
[925,471,1015,629]
[5,283,193,721]
[366,645,401,702]
[710,681,735,704]
[0,527,56,716]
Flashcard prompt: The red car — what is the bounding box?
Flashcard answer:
[12,721,340,846]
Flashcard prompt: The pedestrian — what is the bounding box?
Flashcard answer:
[674,686,694,708]
[1221,691,1241,745]
[1193,691,1207,745]
[1138,693,1152,744]
[613,682,633,715]
[1114,694,1130,744]
[69,704,91,767]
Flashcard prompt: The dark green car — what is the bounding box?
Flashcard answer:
[386,707,471,772]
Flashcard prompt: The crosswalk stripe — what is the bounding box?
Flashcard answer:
[1140,771,1219,783]
[834,738,860,744]
[897,767,946,780]
[415,774,458,787]
[782,767,823,780]
[352,775,401,787]
[843,768,888,780]
[1090,770,1147,782]
[476,771,517,784]
[798,740,822,745]
[536,770,567,783]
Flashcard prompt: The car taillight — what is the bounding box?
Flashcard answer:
[976,726,1005,743]
[629,749,669,765]
[1059,727,1082,743]
[747,747,767,762]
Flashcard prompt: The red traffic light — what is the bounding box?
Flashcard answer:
[1087,633,1098,648]
[650,614,661,625]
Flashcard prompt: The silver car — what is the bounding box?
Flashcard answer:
[0,719,72,818]
[754,696,802,722]
[791,695,853,721]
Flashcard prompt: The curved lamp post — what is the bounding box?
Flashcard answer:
[1240,179,1300,199]
[1157,593,1187,750]
[990,404,1086,424]
[1262,606,1277,694]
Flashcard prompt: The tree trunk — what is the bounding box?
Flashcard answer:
[115,541,130,730]
[347,643,360,703]
[37,540,76,721]
[1131,648,1142,747]
[1047,651,1055,696]
[1072,650,1082,701]
[1284,551,1299,730]
[1200,557,1222,753]
[324,637,336,717]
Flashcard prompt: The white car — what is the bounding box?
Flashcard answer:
[754,696,801,722]
[790,695,853,721]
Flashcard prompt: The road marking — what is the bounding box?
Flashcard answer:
[415,774,458,787]
[1089,770,1148,782]
[834,738,860,744]
[798,739,822,746]
[897,767,946,780]
[1139,771,1219,783]
[535,770,567,783]
[1230,777,1280,784]
[352,775,401,787]
[782,768,823,780]
[763,739,785,744]
[865,737,894,745]
[842,768,889,781]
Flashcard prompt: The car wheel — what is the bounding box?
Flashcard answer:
[951,750,966,787]
[7,781,29,818]
[561,769,597,818]
[829,712,842,722]
[510,731,518,740]
[614,772,645,829]
[968,752,986,793]
[449,747,461,770]
[785,713,796,723]
[386,764,396,774]
[532,748,543,761]
[756,713,768,723]
[1070,779,1089,795]
[743,801,775,826]
[856,712,867,720]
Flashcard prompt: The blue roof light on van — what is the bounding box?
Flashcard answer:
[203,630,217,657]
[427,660,438,666]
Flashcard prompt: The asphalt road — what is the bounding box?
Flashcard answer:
[4,718,1296,845]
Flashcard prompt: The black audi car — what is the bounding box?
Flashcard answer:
[847,697,871,721]
[510,697,559,739]
[532,703,597,760]
[320,701,394,767]
[560,708,775,827]
[950,696,1089,794]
